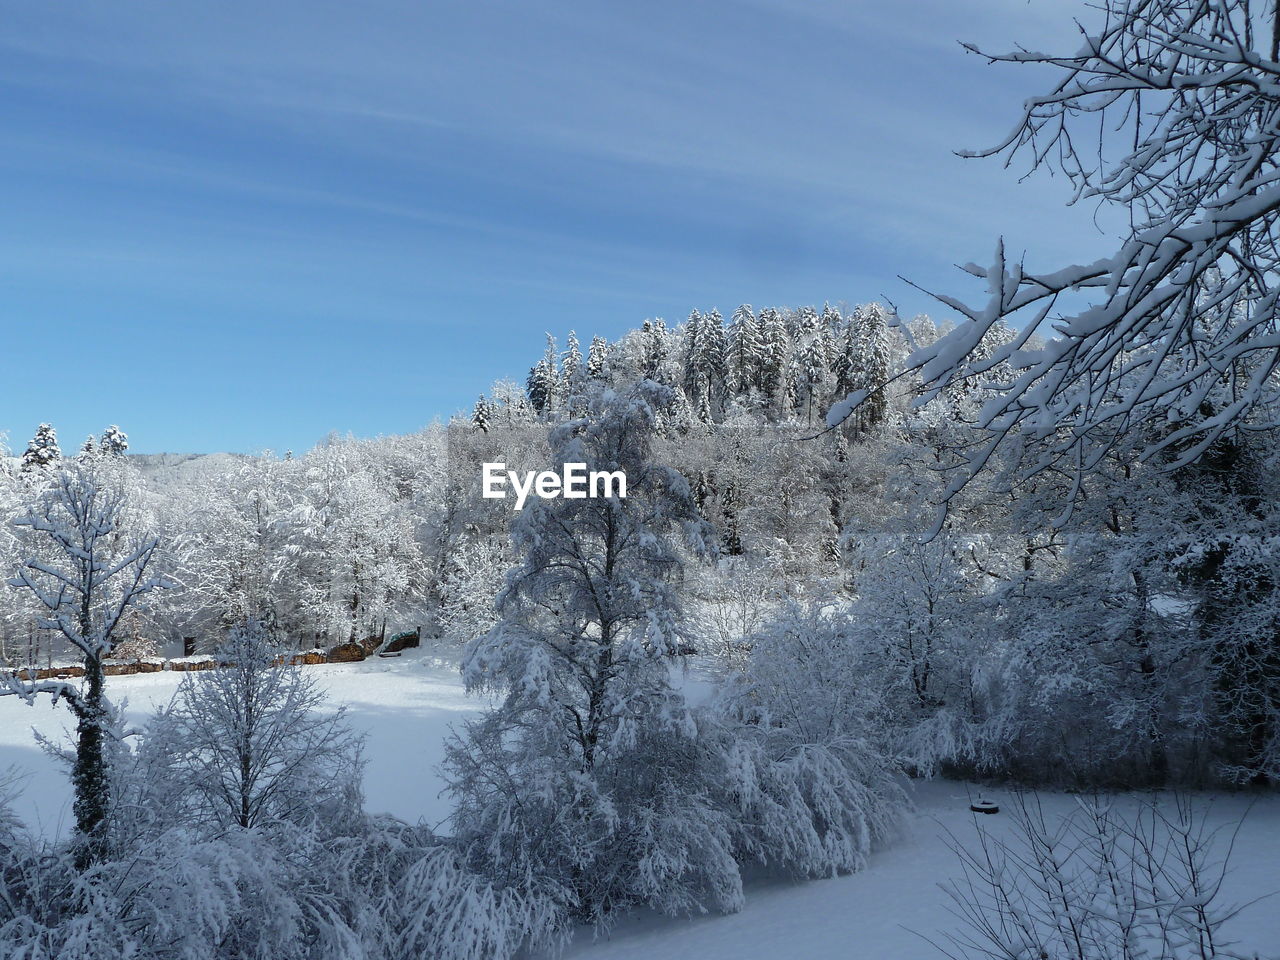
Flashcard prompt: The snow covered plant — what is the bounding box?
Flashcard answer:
[142,620,364,831]
[444,381,742,934]
[2,461,168,867]
[708,601,908,878]
[829,0,1280,521]
[938,793,1249,960]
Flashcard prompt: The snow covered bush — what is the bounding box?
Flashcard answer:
[334,820,566,960]
[940,793,1245,960]
[0,818,364,960]
[142,620,364,831]
[710,601,909,877]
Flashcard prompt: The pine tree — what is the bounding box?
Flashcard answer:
[471,396,491,433]
[701,309,728,413]
[833,319,859,398]
[757,309,790,415]
[639,319,668,381]
[526,359,554,416]
[727,304,762,398]
[796,336,829,426]
[21,423,60,472]
[587,335,609,380]
[562,331,585,417]
[682,309,705,404]
[851,304,892,432]
[540,333,559,416]
[99,424,128,457]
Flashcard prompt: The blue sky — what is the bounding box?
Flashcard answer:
[1,0,1116,454]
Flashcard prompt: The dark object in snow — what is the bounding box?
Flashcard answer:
[377,651,402,658]
[970,799,999,815]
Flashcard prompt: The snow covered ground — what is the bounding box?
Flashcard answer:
[2,651,1277,959]
[0,651,485,835]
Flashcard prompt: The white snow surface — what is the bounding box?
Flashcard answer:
[1,651,1277,959]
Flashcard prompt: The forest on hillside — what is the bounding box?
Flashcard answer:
[5,300,1277,793]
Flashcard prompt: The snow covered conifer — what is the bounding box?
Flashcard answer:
[638,318,668,381]
[21,423,60,473]
[839,304,892,433]
[98,424,128,457]
[587,334,609,380]
[682,308,706,405]
[471,395,491,433]
[525,359,554,416]
[727,304,762,398]
[562,330,585,416]
[757,308,790,414]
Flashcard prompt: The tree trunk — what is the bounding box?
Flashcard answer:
[72,653,109,869]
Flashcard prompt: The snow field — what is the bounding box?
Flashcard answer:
[1,652,1277,959]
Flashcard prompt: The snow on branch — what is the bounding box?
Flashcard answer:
[830,0,1280,518]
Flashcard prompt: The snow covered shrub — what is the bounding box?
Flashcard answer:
[444,382,745,934]
[711,601,908,877]
[144,620,364,831]
[0,821,360,960]
[940,793,1246,960]
[437,535,510,646]
[335,820,566,960]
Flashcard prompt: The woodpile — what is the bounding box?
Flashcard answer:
[3,630,424,679]
[326,641,366,664]
[9,665,86,681]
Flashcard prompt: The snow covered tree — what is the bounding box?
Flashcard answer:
[21,423,60,473]
[445,381,741,929]
[835,0,1280,503]
[562,330,585,417]
[98,425,128,457]
[149,620,363,830]
[699,308,729,413]
[471,395,491,433]
[587,334,609,380]
[637,318,668,381]
[727,304,762,399]
[707,601,908,878]
[682,308,707,407]
[757,308,790,414]
[833,304,892,434]
[525,358,555,417]
[2,462,167,866]
[795,334,830,426]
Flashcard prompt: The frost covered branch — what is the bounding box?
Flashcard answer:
[831,0,1280,517]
